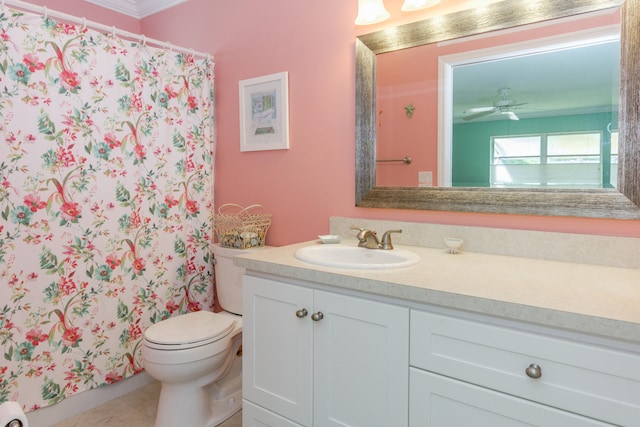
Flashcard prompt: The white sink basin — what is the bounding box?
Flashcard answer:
[294,244,420,269]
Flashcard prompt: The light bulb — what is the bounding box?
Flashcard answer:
[401,0,441,12]
[355,0,391,25]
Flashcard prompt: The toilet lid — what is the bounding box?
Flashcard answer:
[144,311,235,346]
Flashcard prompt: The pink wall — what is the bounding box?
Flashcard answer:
[377,43,440,187]
[142,0,359,246]
[18,0,640,244]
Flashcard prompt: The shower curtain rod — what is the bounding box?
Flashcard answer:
[3,0,212,60]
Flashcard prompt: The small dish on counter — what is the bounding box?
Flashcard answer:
[444,237,463,254]
[318,234,342,244]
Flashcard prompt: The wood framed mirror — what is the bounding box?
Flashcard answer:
[355,0,640,219]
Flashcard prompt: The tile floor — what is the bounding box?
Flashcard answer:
[50,381,242,427]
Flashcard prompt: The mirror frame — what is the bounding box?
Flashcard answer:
[355,0,640,219]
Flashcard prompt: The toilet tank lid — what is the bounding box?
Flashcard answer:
[144,311,235,345]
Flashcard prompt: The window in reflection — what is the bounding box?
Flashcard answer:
[490,132,610,187]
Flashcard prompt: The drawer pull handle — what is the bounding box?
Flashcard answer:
[295,308,308,318]
[311,311,324,321]
[525,363,542,379]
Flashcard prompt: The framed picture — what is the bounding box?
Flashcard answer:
[239,71,290,152]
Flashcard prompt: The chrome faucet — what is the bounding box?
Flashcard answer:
[351,227,402,250]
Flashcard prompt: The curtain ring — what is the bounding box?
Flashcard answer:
[140,35,146,46]
[81,17,87,31]
[166,42,173,53]
[42,6,48,20]
[111,26,116,38]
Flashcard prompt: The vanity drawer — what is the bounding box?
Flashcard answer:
[410,310,640,426]
[410,369,614,427]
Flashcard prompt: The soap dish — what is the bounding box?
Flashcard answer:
[318,234,342,244]
[444,237,463,254]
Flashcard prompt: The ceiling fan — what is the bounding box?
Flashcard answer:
[463,88,527,121]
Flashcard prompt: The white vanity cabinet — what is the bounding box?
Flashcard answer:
[242,274,409,427]
[241,271,640,427]
[409,310,640,427]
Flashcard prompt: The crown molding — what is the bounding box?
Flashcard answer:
[85,0,186,18]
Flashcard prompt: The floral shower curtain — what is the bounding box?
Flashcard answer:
[0,7,215,411]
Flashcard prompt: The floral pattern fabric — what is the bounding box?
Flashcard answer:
[0,8,215,411]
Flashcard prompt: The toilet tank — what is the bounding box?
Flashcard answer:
[211,244,252,315]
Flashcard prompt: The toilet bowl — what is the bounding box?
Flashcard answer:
[142,244,253,427]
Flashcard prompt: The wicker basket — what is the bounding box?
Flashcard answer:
[214,204,272,248]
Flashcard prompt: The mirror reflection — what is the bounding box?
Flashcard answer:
[375,10,620,189]
[356,0,640,218]
[450,35,619,188]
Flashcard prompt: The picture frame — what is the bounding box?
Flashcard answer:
[239,71,290,152]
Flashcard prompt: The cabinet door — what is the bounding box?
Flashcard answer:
[243,275,314,426]
[314,290,409,427]
[409,368,613,427]
[243,400,304,427]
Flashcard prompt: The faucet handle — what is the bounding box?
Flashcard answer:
[380,229,402,250]
[350,226,367,241]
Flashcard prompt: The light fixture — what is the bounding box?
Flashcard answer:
[401,0,441,11]
[355,0,391,25]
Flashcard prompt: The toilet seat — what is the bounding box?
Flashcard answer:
[144,311,235,350]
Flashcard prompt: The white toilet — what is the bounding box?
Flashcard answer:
[142,244,250,427]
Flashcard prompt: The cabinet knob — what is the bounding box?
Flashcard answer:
[311,311,324,321]
[525,363,542,379]
[295,308,308,318]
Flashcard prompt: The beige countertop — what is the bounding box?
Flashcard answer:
[234,240,640,344]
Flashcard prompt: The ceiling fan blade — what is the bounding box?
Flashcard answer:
[503,111,519,121]
[463,108,496,121]
[464,106,495,114]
